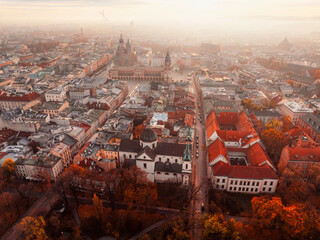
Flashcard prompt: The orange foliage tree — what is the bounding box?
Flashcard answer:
[134,124,146,139]
[261,128,287,165]
[250,196,320,240]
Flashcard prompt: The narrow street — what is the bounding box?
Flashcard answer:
[190,71,209,238]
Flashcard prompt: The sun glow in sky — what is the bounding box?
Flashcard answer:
[0,0,319,38]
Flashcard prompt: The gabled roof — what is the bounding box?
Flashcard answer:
[208,138,228,164]
[246,142,272,167]
[136,146,156,160]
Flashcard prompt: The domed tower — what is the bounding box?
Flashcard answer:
[140,128,158,149]
[165,51,171,71]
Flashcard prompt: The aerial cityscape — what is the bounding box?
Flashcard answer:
[0,0,320,239]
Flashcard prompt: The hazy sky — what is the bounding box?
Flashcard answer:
[1,0,320,38]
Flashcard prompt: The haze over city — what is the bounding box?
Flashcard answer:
[1,0,320,43]
[0,0,320,240]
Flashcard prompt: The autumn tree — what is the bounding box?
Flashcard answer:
[134,124,145,139]
[250,196,320,240]
[103,169,120,210]
[201,213,241,240]
[32,170,51,191]
[261,128,287,165]
[19,216,48,240]
[166,217,191,240]
[52,164,86,208]
[121,166,158,211]
[314,69,320,80]
[2,158,15,181]
[242,98,262,110]
[92,194,103,223]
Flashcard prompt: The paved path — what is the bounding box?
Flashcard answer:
[128,217,171,240]
[1,191,58,240]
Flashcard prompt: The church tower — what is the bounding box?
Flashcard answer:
[165,51,171,71]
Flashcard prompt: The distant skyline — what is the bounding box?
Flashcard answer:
[1,0,320,40]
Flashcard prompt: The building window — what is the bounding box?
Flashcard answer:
[217,178,220,183]
[143,163,147,169]
[235,181,238,185]
[222,179,225,183]
[165,173,169,175]
[257,182,260,186]
[157,172,161,174]
[129,154,132,159]
[264,182,267,185]
[270,182,273,186]
[186,164,188,169]
[175,159,178,163]
[251,188,254,192]
[246,188,249,191]
[269,187,272,191]
[255,188,258,192]
[159,157,161,161]
[229,187,232,191]
[234,187,236,191]
[231,180,234,185]
[221,185,224,189]
[263,187,265,191]
[173,173,177,176]
[240,181,242,185]
[216,185,219,189]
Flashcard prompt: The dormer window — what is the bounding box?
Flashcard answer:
[295,154,298,158]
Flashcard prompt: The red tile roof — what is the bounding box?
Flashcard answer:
[246,142,271,167]
[208,139,228,163]
[236,112,256,132]
[212,163,278,179]
[288,147,320,162]
[216,130,252,142]
[0,92,40,102]
[218,112,239,125]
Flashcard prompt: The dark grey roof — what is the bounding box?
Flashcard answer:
[137,146,156,160]
[62,133,78,148]
[119,138,141,153]
[140,128,157,142]
[300,114,320,134]
[154,161,182,173]
[119,139,186,158]
[155,142,186,157]
[251,110,281,117]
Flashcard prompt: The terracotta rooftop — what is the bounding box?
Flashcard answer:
[0,92,40,102]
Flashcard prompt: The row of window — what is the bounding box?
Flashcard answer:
[156,172,178,176]
[217,178,274,186]
[216,185,274,192]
